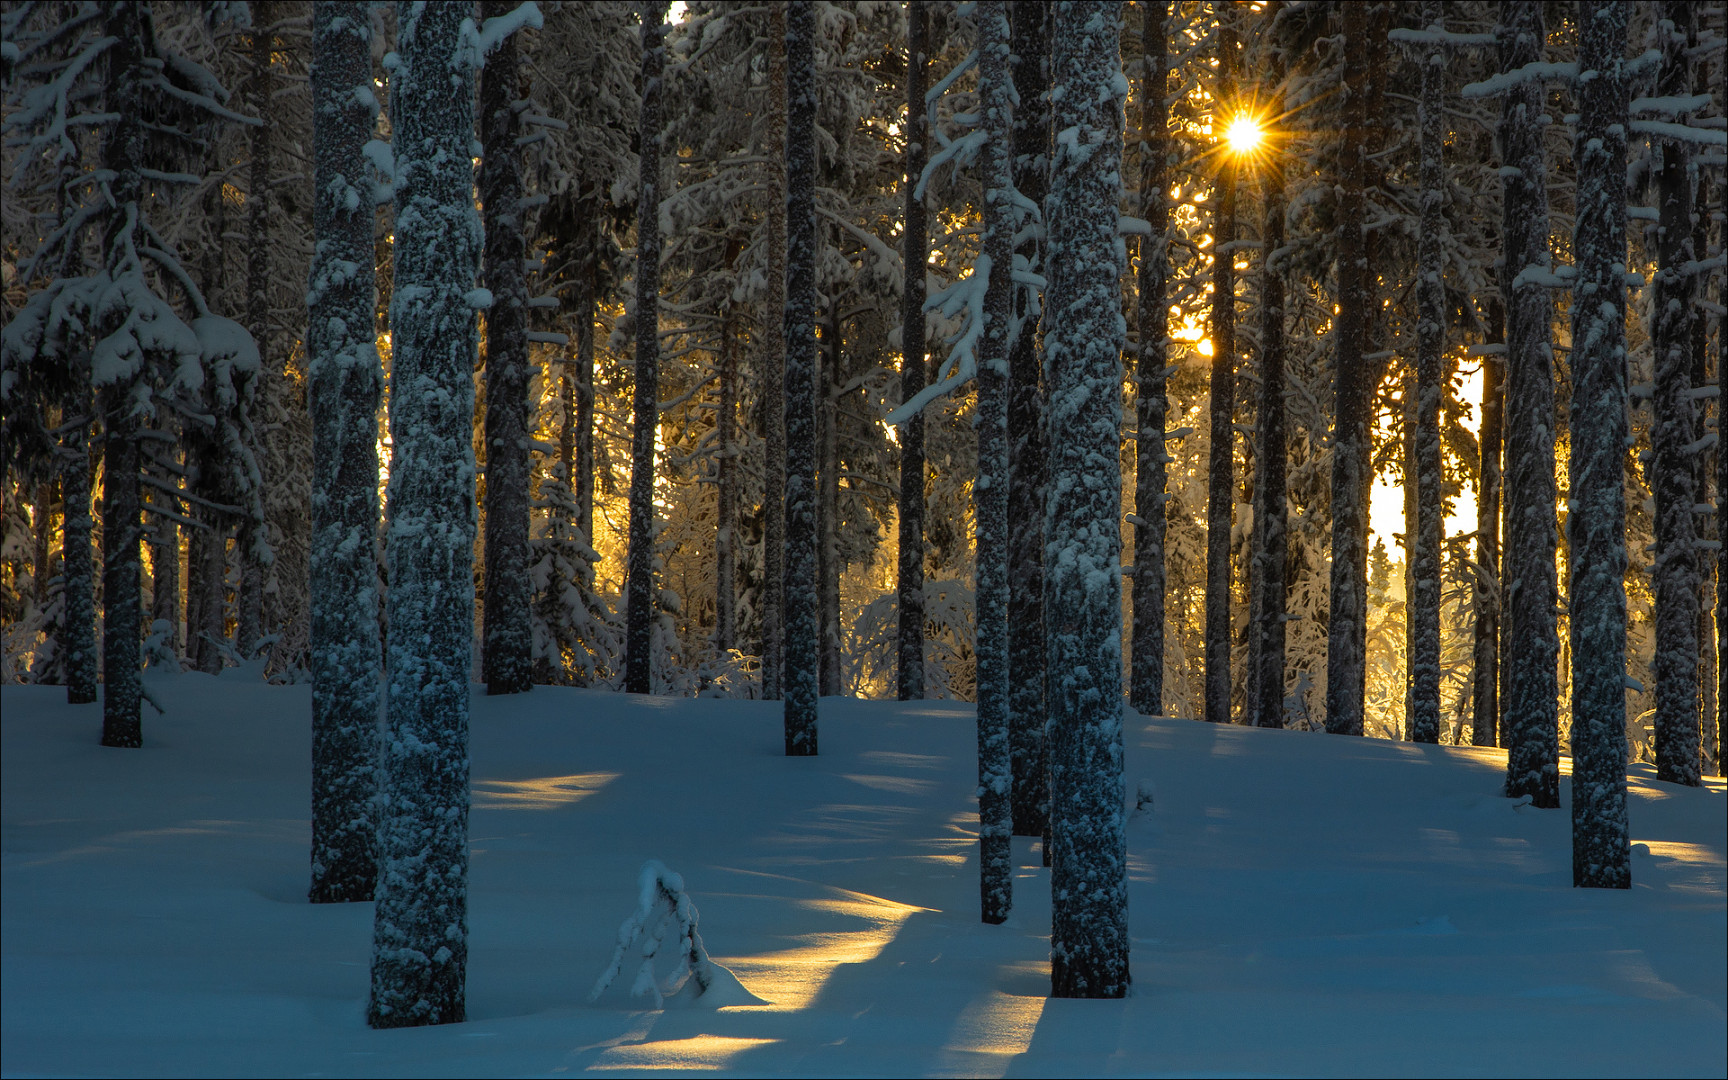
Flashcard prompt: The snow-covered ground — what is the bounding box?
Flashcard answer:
[3,674,1723,1077]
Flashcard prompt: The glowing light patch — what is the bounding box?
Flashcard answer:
[1226,115,1264,155]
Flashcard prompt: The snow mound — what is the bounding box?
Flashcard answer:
[588,860,766,1009]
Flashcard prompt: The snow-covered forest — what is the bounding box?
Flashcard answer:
[2,0,1725,1067]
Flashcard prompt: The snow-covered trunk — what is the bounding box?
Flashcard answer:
[974,0,1013,927]
[1568,0,1631,889]
[1045,0,1128,1000]
[715,272,738,657]
[1204,14,1237,727]
[761,5,789,701]
[62,390,96,705]
[1324,3,1388,738]
[818,292,841,697]
[624,2,667,697]
[1249,159,1286,730]
[1474,307,1504,746]
[307,0,381,906]
[1130,0,1165,722]
[782,0,818,755]
[234,0,273,666]
[1408,0,1445,745]
[1692,47,1717,777]
[897,0,929,704]
[1498,0,1560,807]
[1008,0,1049,837]
[480,0,533,696]
[368,0,479,1029]
[1649,0,1701,788]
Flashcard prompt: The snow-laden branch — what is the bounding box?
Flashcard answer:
[1462,61,1578,97]
[477,1,542,55]
[1630,93,1713,115]
[1388,27,1496,48]
[884,255,992,426]
[816,205,902,294]
[1630,119,1727,147]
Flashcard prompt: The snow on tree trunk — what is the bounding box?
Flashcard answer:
[761,5,789,701]
[63,388,97,706]
[307,0,382,906]
[1045,0,1129,1000]
[1324,3,1388,738]
[1649,0,1702,788]
[1130,0,1166,722]
[1249,154,1287,730]
[1408,0,1445,745]
[782,0,819,755]
[819,290,841,697]
[973,0,1014,926]
[715,248,739,656]
[624,2,668,697]
[1497,0,1560,807]
[367,0,480,1029]
[1568,0,1632,889]
[1204,12,1237,727]
[479,0,536,696]
[1008,0,1050,836]
[897,0,929,704]
[1474,305,1504,746]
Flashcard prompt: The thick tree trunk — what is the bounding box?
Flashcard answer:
[1249,158,1287,730]
[1131,0,1166,722]
[62,395,97,705]
[1569,0,1631,889]
[762,5,789,700]
[897,0,929,703]
[1474,304,1504,746]
[1045,0,1129,1000]
[480,0,534,696]
[1204,13,1236,726]
[368,0,478,1029]
[782,0,819,755]
[1498,0,1560,807]
[624,3,668,696]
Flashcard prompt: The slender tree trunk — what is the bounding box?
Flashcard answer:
[715,243,739,657]
[1249,157,1287,730]
[1569,0,1631,889]
[624,2,668,696]
[62,390,97,705]
[32,481,52,607]
[1204,12,1237,726]
[1498,0,1560,807]
[480,0,534,695]
[1718,173,1726,778]
[818,287,842,696]
[782,0,819,755]
[1131,0,1166,721]
[1650,0,1701,787]
[1693,41,1717,778]
[1046,0,1128,1000]
[1474,304,1504,746]
[1008,0,1050,837]
[148,488,179,659]
[188,512,225,673]
[897,0,929,702]
[236,0,275,665]
[368,0,478,1029]
[576,263,596,542]
[762,5,789,700]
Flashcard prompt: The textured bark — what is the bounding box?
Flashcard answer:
[307,0,381,906]
[1568,0,1631,889]
[974,0,1014,926]
[1498,0,1560,807]
[1046,0,1128,1000]
[1204,13,1236,727]
[818,290,841,697]
[576,265,596,542]
[368,0,478,1029]
[480,0,533,696]
[715,247,739,656]
[1720,172,1726,778]
[62,395,96,705]
[147,488,179,658]
[762,5,788,700]
[897,0,929,703]
[1130,0,1166,721]
[1324,3,1388,737]
[235,0,273,666]
[1474,304,1504,746]
[1249,156,1287,730]
[187,516,224,674]
[624,3,668,697]
[1650,0,1701,787]
[782,0,819,755]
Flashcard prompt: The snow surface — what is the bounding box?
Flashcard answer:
[2,676,1724,1077]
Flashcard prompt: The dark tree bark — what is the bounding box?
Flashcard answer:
[762,5,789,699]
[307,0,381,906]
[1498,0,1560,807]
[234,0,274,665]
[819,286,842,697]
[1474,304,1504,746]
[368,0,478,1029]
[782,0,819,755]
[1046,0,1128,1000]
[62,389,96,705]
[1204,12,1237,726]
[1569,0,1631,889]
[897,0,929,703]
[1249,155,1287,730]
[1131,0,1166,721]
[480,0,534,696]
[576,262,596,543]
[715,238,741,656]
[624,2,668,696]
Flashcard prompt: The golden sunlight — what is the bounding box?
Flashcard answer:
[1225,114,1264,156]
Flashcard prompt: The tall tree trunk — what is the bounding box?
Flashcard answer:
[576,262,596,543]
[818,286,842,697]
[1324,3,1388,737]
[1569,0,1631,889]
[1692,36,1717,778]
[624,2,668,696]
[1474,303,1504,746]
[368,0,478,1029]
[62,389,97,705]
[782,0,819,755]
[1204,10,1237,726]
[897,0,929,702]
[1249,152,1287,730]
[480,0,534,696]
[236,0,275,665]
[33,481,52,606]
[762,5,789,700]
[1498,0,1560,806]
[715,241,739,657]
[1131,0,1166,721]
[1718,172,1726,778]
[147,485,179,659]
[1046,0,1128,1000]
[1650,0,1701,787]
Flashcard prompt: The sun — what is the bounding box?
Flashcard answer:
[1225,114,1264,156]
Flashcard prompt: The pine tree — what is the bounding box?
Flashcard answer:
[1204,9,1237,727]
[368,0,479,1029]
[236,0,276,664]
[1131,0,1167,722]
[307,0,382,906]
[897,0,930,703]
[1474,308,1504,746]
[1045,0,1128,1001]
[1569,0,1631,889]
[762,4,789,700]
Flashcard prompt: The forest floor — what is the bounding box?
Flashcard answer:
[2,674,1724,1078]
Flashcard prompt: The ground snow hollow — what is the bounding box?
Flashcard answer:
[2,675,1723,1078]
